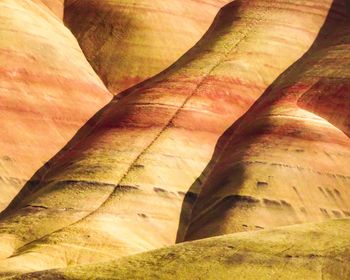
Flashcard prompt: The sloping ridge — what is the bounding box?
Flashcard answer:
[63,0,232,94]
[0,0,339,275]
[12,218,350,280]
[0,0,110,212]
[0,0,228,213]
[184,1,350,241]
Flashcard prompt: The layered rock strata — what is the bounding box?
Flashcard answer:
[0,0,110,211]
[13,219,350,280]
[63,0,236,94]
[0,0,342,274]
[185,6,350,241]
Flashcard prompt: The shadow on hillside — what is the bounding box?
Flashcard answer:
[0,0,238,216]
[0,69,169,217]
[176,0,350,242]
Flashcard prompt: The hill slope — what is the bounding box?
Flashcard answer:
[185,4,350,241]
[0,0,111,211]
[0,0,342,275]
[13,218,350,280]
[63,0,231,94]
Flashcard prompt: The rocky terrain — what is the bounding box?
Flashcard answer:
[0,0,226,212]
[63,0,232,94]
[0,0,349,279]
[13,218,350,280]
[0,0,110,212]
[185,0,350,241]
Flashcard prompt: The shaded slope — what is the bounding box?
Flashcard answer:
[0,0,111,211]
[185,8,350,241]
[0,0,341,274]
[63,0,232,94]
[13,218,350,280]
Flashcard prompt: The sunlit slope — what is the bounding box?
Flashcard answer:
[0,0,342,274]
[63,0,237,94]
[37,0,64,19]
[185,11,350,241]
[0,0,110,211]
[13,218,350,280]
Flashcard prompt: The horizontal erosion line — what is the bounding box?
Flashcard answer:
[226,160,350,180]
